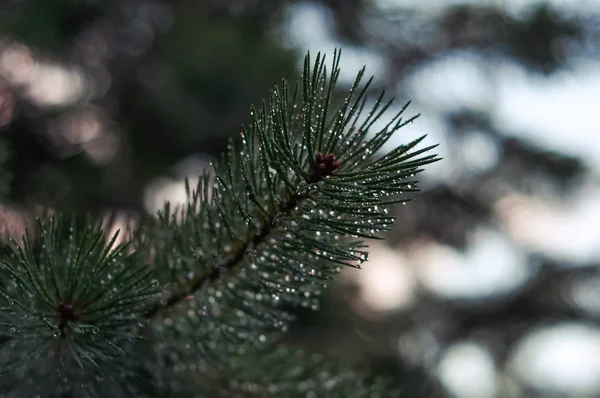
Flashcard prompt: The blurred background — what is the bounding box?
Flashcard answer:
[0,0,599,397]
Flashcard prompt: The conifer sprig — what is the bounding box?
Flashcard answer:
[138,49,439,360]
[0,217,159,389]
[0,49,439,396]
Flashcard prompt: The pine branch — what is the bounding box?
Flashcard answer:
[0,49,440,396]
[136,49,439,359]
[0,217,159,394]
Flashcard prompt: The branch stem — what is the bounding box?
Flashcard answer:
[143,192,302,320]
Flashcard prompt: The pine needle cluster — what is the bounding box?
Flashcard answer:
[0,50,439,397]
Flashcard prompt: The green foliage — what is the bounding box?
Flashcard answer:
[0,51,438,397]
[0,0,81,52]
[0,217,159,395]
[166,344,402,398]
[222,345,403,397]
[128,4,297,172]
